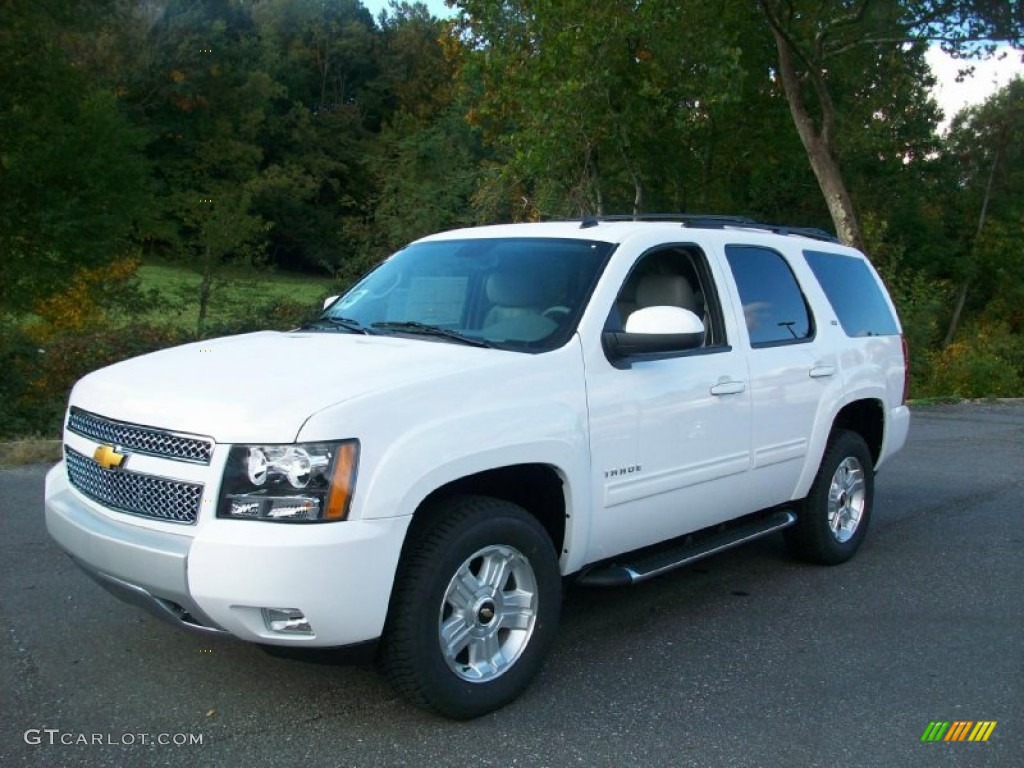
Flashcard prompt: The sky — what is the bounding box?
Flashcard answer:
[360,1,1022,132]
[925,45,1023,131]
[361,0,452,21]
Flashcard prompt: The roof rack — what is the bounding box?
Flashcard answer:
[577,214,838,243]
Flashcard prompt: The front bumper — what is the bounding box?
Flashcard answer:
[45,463,411,646]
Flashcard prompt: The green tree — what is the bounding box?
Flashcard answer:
[941,78,1024,345]
[137,1,276,333]
[455,0,745,219]
[362,3,482,254]
[756,0,1022,249]
[251,0,382,273]
[0,0,152,315]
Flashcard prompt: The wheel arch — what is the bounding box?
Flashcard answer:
[795,396,886,500]
[409,464,568,560]
[831,398,885,466]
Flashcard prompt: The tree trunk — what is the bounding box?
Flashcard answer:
[632,176,643,219]
[197,247,214,339]
[586,147,605,216]
[768,25,865,251]
[943,281,969,349]
[609,108,642,218]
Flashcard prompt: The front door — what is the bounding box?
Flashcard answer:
[583,243,755,562]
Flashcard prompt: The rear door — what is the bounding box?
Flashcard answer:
[720,242,842,504]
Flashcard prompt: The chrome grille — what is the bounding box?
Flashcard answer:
[67,408,213,464]
[65,448,202,524]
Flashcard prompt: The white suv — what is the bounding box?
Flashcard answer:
[44,217,910,718]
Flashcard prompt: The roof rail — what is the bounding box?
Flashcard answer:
[575,214,838,243]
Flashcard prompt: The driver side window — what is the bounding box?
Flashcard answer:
[607,246,727,349]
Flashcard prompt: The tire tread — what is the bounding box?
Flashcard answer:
[378,495,559,718]
[785,430,874,565]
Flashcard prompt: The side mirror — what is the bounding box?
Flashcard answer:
[603,306,704,359]
[322,295,339,310]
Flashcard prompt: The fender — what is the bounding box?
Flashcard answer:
[793,385,888,500]
[296,338,594,573]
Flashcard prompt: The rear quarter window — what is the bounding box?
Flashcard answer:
[803,250,899,337]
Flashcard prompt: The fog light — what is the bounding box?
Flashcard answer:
[262,607,313,635]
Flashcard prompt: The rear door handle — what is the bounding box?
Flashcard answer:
[809,365,836,378]
[710,380,746,396]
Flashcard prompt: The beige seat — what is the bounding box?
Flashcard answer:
[483,271,560,341]
[485,272,553,323]
[633,273,699,315]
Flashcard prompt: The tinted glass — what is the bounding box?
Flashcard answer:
[608,246,728,348]
[725,245,812,346]
[804,250,899,337]
[322,238,613,353]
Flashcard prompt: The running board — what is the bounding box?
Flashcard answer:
[576,509,797,587]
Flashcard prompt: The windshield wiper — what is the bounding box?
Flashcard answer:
[301,316,371,334]
[371,321,494,348]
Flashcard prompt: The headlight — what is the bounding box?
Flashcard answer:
[218,440,359,523]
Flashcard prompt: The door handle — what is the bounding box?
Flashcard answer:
[809,365,836,378]
[710,380,746,396]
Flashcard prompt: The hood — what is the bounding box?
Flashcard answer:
[69,331,509,443]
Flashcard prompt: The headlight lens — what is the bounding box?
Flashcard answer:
[218,441,359,523]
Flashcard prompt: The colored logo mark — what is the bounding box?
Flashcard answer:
[93,444,126,471]
[921,721,997,742]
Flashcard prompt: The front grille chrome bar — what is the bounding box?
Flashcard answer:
[65,447,203,525]
[67,407,213,465]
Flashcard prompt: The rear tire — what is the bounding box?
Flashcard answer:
[379,496,561,719]
[786,430,874,565]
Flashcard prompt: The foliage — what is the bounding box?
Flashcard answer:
[755,0,1021,249]
[22,324,196,437]
[919,319,1024,399]
[198,296,320,338]
[28,257,163,340]
[249,0,382,272]
[941,79,1024,301]
[863,216,950,384]
[1,289,320,440]
[2,0,1023,438]
[0,323,50,436]
[1,254,177,437]
[0,0,153,315]
[367,4,482,250]
[455,0,750,217]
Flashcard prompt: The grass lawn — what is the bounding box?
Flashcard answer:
[0,263,344,442]
[137,262,339,331]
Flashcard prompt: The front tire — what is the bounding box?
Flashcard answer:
[786,430,874,565]
[379,496,561,718]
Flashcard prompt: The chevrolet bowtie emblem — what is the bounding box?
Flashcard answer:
[93,444,126,470]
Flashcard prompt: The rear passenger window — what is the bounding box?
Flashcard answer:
[804,250,899,337]
[725,245,813,346]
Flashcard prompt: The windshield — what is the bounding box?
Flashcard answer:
[320,237,614,352]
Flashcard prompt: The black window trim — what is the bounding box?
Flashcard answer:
[602,242,732,367]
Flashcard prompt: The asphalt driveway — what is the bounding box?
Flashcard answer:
[1,402,1021,767]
